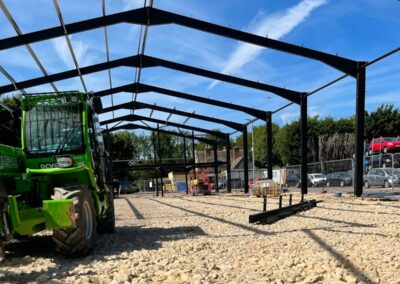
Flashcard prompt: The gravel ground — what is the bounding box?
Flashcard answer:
[1,192,400,284]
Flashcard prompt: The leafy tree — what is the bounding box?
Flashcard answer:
[108,131,137,160]
[275,121,300,165]
[365,104,400,140]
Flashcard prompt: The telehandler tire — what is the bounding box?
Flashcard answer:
[97,189,115,234]
[52,186,97,257]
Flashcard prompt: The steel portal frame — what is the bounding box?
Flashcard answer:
[0,3,396,196]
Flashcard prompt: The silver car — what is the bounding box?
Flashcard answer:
[372,168,400,187]
[363,169,386,188]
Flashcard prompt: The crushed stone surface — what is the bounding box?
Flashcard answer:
[1,192,400,284]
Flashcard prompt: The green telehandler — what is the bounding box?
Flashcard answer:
[0,92,115,261]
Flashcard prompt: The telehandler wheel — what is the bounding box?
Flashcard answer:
[97,189,115,234]
[52,186,97,257]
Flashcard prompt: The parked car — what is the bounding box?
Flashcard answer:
[286,173,300,188]
[119,180,139,193]
[326,171,352,187]
[371,168,400,187]
[363,169,386,188]
[308,173,327,187]
[364,155,393,171]
[298,176,313,188]
[369,137,400,154]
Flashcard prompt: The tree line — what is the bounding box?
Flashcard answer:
[233,104,400,167]
[1,96,399,168]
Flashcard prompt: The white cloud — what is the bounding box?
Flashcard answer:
[309,106,321,117]
[209,0,328,89]
[279,110,300,124]
[52,36,89,69]
[278,105,321,124]
[123,0,145,10]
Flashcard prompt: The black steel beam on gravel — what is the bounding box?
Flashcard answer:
[249,200,319,224]
[100,113,227,139]
[101,100,243,131]
[95,83,268,120]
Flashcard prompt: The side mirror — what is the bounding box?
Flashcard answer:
[91,96,103,113]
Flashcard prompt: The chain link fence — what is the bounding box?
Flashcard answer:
[120,153,400,193]
[283,152,400,190]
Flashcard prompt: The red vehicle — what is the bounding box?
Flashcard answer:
[369,137,400,154]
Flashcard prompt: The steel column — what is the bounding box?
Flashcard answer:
[300,93,308,195]
[183,137,188,194]
[157,124,163,197]
[354,64,366,197]
[242,125,249,193]
[213,141,219,193]
[226,135,232,193]
[266,111,273,179]
[152,132,159,195]
[192,131,196,179]
[105,125,113,182]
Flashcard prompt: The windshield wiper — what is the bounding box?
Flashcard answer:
[53,118,80,157]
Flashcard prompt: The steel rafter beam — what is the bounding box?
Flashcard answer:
[101,100,243,131]
[0,8,150,50]
[0,7,358,76]
[0,55,144,95]
[183,111,194,124]
[100,113,227,139]
[142,55,301,103]
[95,82,268,120]
[52,0,88,93]
[105,122,216,145]
[0,54,302,103]
[0,1,59,93]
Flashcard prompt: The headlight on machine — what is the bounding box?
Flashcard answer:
[57,156,73,168]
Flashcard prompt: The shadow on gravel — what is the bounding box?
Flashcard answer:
[176,196,260,212]
[123,197,145,219]
[318,205,400,216]
[297,214,375,228]
[304,229,376,284]
[149,198,272,236]
[1,225,206,283]
[338,200,400,209]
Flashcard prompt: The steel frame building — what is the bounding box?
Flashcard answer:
[0,1,398,196]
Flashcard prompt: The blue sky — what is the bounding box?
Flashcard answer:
[0,0,399,137]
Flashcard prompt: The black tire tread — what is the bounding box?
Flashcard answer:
[97,188,115,234]
[52,186,96,257]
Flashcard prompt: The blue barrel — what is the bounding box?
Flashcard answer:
[177,182,187,192]
[334,192,342,198]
